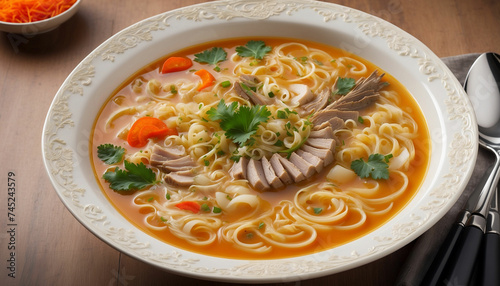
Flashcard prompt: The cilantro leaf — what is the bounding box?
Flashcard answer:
[235,40,272,60]
[206,99,237,121]
[207,100,271,146]
[194,47,227,66]
[103,160,159,191]
[223,105,270,145]
[97,144,125,164]
[350,153,391,180]
[334,77,356,95]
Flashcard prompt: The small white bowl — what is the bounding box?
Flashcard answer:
[0,0,81,34]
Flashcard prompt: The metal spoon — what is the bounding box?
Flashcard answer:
[438,52,500,285]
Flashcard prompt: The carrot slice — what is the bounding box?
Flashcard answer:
[127,117,176,148]
[194,69,216,91]
[148,127,177,138]
[137,125,161,147]
[175,201,201,213]
[161,57,193,74]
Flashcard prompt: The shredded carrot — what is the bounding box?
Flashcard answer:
[0,0,77,23]
[175,201,201,214]
[194,69,216,91]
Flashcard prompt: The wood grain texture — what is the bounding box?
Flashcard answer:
[0,0,498,285]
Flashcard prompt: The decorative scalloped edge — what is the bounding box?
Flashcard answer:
[42,0,476,278]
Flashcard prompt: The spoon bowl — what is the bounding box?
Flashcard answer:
[465,53,500,147]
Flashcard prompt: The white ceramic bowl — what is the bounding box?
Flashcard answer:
[42,0,478,283]
[0,0,81,34]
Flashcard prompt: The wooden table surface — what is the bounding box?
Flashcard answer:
[1,0,499,285]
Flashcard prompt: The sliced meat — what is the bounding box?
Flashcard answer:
[351,70,386,93]
[150,144,186,165]
[300,88,330,116]
[309,125,335,139]
[269,154,293,185]
[289,152,316,178]
[233,75,273,105]
[306,138,336,151]
[164,171,195,187]
[325,117,345,132]
[333,94,379,111]
[229,156,248,180]
[311,109,359,125]
[276,155,305,183]
[150,144,197,173]
[155,156,197,173]
[328,70,385,110]
[240,75,260,86]
[261,156,284,189]
[296,149,324,173]
[312,117,346,133]
[300,144,334,166]
[290,84,314,106]
[246,159,271,192]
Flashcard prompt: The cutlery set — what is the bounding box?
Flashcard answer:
[422,52,500,286]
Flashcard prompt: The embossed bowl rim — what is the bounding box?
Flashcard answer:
[41,0,478,283]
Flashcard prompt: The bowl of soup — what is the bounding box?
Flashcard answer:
[0,0,80,34]
[42,0,477,283]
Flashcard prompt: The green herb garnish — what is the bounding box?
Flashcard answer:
[235,40,272,60]
[334,77,356,95]
[207,99,271,146]
[277,110,287,119]
[97,144,125,165]
[103,160,159,191]
[350,153,392,180]
[201,203,211,212]
[194,47,227,66]
[220,80,231,88]
[313,207,323,214]
[170,85,177,94]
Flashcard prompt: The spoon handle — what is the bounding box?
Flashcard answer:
[439,221,484,285]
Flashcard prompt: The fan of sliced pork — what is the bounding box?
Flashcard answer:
[230,70,386,191]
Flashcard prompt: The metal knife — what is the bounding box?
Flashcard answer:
[421,165,493,286]
[478,188,499,286]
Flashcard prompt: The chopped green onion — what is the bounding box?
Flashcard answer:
[220,80,231,88]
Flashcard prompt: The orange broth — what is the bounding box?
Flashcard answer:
[91,37,430,259]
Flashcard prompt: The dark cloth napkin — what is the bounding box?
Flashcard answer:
[395,53,496,285]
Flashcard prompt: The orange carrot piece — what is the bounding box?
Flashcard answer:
[194,69,216,91]
[175,201,201,213]
[161,57,193,74]
[127,117,176,148]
